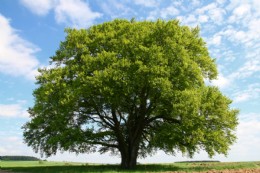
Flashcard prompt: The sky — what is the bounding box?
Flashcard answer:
[0,0,260,164]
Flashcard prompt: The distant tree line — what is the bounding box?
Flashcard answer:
[0,156,40,161]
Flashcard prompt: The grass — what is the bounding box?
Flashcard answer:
[0,161,82,167]
[0,161,260,173]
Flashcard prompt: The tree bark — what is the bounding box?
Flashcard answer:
[120,143,139,169]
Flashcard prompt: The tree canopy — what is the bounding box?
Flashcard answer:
[23,19,238,169]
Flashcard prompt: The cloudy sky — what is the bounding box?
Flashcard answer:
[0,0,259,163]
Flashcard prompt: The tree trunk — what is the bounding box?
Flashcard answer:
[118,97,146,169]
[120,143,139,169]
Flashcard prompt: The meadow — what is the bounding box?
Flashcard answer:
[1,161,260,173]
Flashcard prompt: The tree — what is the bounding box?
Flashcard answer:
[23,19,238,169]
[0,156,40,161]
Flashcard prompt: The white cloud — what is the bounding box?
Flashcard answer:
[133,0,158,7]
[211,74,230,89]
[220,21,260,47]
[195,3,215,15]
[191,0,200,7]
[226,0,243,11]
[20,0,55,16]
[233,4,251,17]
[233,93,251,103]
[178,2,226,26]
[177,14,197,26]
[208,35,222,46]
[0,14,39,80]
[148,5,179,20]
[198,15,209,23]
[239,112,260,122]
[221,28,248,45]
[230,114,260,160]
[228,4,251,24]
[252,0,260,15]
[147,10,157,20]
[195,3,225,24]
[172,0,182,7]
[223,1,260,48]
[227,0,260,16]
[6,136,21,143]
[20,0,102,28]
[99,0,134,19]
[208,7,225,23]
[160,6,179,19]
[0,104,29,118]
[222,50,236,62]
[0,147,7,154]
[0,136,37,156]
[216,0,226,5]
[230,58,260,79]
[54,0,102,28]
[248,18,260,42]
[233,84,260,103]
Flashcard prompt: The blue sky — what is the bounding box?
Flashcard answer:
[0,0,260,163]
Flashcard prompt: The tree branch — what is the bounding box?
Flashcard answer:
[89,141,118,148]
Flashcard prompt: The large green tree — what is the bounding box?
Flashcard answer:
[23,19,238,169]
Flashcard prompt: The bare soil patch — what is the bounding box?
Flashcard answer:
[0,170,14,173]
[160,168,260,173]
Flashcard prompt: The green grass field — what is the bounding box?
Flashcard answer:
[0,161,260,173]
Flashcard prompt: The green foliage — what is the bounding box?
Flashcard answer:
[23,19,238,169]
